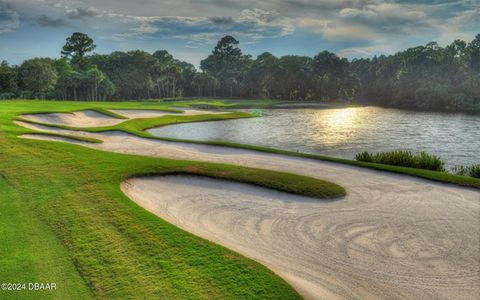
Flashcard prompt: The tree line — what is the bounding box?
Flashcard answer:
[1,32,479,111]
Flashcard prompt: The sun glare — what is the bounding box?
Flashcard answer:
[311,107,360,145]
[323,108,358,128]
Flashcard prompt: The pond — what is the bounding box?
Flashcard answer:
[148,107,480,168]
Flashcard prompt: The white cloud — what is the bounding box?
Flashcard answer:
[238,8,280,23]
[323,24,379,40]
[1,0,479,65]
[294,17,378,40]
[434,6,480,44]
[0,1,19,33]
[66,7,100,19]
[104,9,294,44]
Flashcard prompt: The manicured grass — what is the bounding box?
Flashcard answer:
[2,99,351,299]
[190,141,480,189]
[172,165,345,199]
[87,111,254,134]
[4,98,477,300]
[22,132,103,143]
[15,103,253,135]
[15,107,344,199]
[94,106,183,117]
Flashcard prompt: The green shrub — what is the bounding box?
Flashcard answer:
[355,150,445,172]
[451,165,467,176]
[451,164,480,179]
[355,151,374,162]
[469,165,480,178]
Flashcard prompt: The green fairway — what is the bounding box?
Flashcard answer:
[1,99,350,299]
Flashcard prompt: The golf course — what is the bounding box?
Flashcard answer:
[1,99,479,299]
[2,0,480,295]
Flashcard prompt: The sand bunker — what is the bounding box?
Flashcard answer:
[14,120,96,138]
[21,110,124,127]
[110,109,226,119]
[173,108,226,115]
[16,115,480,299]
[109,109,176,119]
[20,108,225,128]
[21,133,92,145]
[122,175,479,300]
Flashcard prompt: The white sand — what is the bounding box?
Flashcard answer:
[21,110,125,127]
[122,175,479,300]
[15,120,99,139]
[110,109,226,119]
[110,109,175,119]
[19,108,225,128]
[21,133,93,145]
[16,114,480,299]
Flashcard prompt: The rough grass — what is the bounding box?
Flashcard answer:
[355,150,445,172]
[1,99,352,299]
[451,164,480,179]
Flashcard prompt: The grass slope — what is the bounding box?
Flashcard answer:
[23,132,103,143]
[1,100,349,299]
[184,141,480,189]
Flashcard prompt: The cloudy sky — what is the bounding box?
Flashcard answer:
[0,0,479,66]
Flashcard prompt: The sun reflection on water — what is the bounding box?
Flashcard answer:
[311,107,360,145]
[150,106,480,167]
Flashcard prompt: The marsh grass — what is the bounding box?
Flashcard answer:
[451,164,480,178]
[355,150,445,172]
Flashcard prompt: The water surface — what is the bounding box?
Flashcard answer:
[149,107,480,168]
